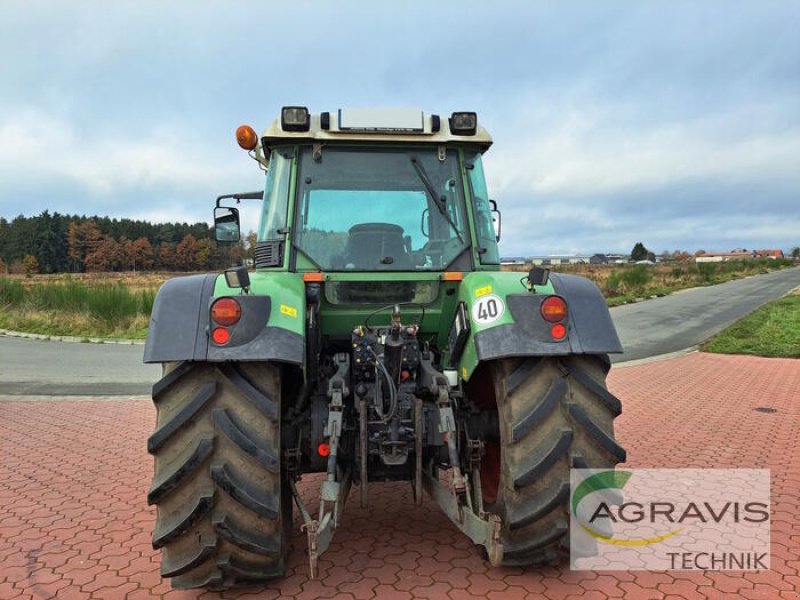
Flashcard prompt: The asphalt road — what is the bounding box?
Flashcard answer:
[0,337,157,396]
[1,266,798,395]
[610,266,800,362]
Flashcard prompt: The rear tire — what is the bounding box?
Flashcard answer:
[147,362,291,589]
[475,355,625,566]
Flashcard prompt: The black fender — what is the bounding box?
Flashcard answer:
[472,272,621,361]
[143,274,304,365]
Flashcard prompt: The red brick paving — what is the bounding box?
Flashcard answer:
[1,352,798,600]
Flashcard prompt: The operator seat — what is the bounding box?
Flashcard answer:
[344,223,411,269]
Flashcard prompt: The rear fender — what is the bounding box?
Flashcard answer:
[454,272,621,381]
[143,272,305,365]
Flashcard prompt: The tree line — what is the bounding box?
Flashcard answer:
[0,211,245,274]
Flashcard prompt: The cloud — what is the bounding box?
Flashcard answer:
[493,178,800,256]
[0,0,798,254]
[485,101,800,197]
[0,106,264,225]
[0,107,232,192]
[480,90,800,255]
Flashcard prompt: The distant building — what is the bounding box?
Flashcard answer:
[589,254,609,265]
[603,253,628,264]
[528,255,591,266]
[695,251,754,263]
[755,249,784,259]
[501,253,633,266]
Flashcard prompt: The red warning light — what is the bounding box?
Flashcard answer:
[212,327,230,345]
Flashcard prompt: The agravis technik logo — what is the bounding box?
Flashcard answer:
[569,469,770,570]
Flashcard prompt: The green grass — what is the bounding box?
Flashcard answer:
[599,258,795,305]
[0,278,153,339]
[702,294,800,358]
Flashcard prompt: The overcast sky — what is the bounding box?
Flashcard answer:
[1,1,798,256]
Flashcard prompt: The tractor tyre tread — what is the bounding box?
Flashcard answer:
[148,361,289,589]
[490,354,625,566]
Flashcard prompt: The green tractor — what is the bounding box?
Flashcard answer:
[144,107,625,589]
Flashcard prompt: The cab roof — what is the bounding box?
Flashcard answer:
[261,108,492,151]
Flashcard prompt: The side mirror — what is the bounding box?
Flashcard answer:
[214,207,241,243]
[490,199,501,242]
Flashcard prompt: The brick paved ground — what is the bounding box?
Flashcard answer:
[1,352,798,600]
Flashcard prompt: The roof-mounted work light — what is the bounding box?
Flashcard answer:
[281,106,310,132]
[450,111,477,136]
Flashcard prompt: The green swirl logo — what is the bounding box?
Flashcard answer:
[572,470,682,546]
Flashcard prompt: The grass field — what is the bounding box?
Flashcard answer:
[5,271,172,289]
[502,258,795,306]
[0,276,158,339]
[0,260,796,340]
[702,289,800,358]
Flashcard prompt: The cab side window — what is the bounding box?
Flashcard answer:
[466,153,500,265]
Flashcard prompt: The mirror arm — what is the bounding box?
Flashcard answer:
[216,191,263,208]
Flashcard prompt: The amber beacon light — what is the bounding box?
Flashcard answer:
[236,125,258,150]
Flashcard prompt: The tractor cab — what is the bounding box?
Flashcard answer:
[217,107,501,272]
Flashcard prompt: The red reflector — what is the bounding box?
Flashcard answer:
[211,297,241,326]
[551,323,567,340]
[541,296,567,323]
[212,327,230,345]
[317,443,330,457]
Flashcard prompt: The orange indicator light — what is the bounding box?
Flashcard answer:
[541,296,568,322]
[211,298,241,326]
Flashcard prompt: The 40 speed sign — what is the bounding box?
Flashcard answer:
[471,294,505,325]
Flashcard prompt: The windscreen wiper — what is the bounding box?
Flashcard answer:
[410,157,464,244]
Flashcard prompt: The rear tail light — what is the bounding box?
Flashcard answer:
[541,296,567,323]
[211,298,241,326]
[212,327,231,345]
[550,323,567,340]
